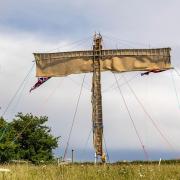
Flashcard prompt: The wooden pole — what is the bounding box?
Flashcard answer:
[92,33,103,163]
[72,149,74,163]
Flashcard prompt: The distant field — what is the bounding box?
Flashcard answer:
[0,163,180,179]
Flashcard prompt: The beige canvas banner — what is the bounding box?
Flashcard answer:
[34,48,171,77]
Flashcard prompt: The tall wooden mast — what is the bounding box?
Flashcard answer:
[92,33,103,162]
[34,33,171,162]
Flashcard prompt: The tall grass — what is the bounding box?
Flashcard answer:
[0,163,180,179]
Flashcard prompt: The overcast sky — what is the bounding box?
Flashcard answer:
[1,0,180,161]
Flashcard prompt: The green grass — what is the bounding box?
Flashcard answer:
[0,163,180,180]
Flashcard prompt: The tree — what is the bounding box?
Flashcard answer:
[0,113,59,163]
[0,117,18,162]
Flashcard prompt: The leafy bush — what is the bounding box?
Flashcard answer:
[0,113,59,163]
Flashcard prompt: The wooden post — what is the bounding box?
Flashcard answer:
[94,152,97,164]
[72,149,74,163]
[92,33,103,162]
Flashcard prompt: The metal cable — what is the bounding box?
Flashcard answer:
[44,36,92,53]
[113,73,149,160]
[174,68,180,77]
[0,63,35,142]
[103,34,149,48]
[2,69,62,144]
[63,74,86,161]
[103,36,135,48]
[12,118,35,144]
[102,73,139,93]
[67,76,91,91]
[170,70,180,107]
[0,125,10,141]
[10,79,64,145]
[121,74,175,151]
[1,63,35,117]
[12,70,33,113]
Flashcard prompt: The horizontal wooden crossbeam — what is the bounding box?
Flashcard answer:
[34,48,171,61]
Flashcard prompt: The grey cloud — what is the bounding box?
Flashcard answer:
[1,0,180,160]
[1,0,180,44]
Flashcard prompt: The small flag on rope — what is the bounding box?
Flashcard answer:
[30,77,50,92]
[141,69,165,76]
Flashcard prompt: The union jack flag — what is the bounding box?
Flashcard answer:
[141,69,166,76]
[30,77,51,92]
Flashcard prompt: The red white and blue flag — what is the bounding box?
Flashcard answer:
[141,69,165,76]
[30,77,50,92]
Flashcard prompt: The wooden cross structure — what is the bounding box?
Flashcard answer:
[34,33,171,162]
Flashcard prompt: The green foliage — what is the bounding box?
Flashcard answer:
[0,113,59,163]
[0,117,18,162]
